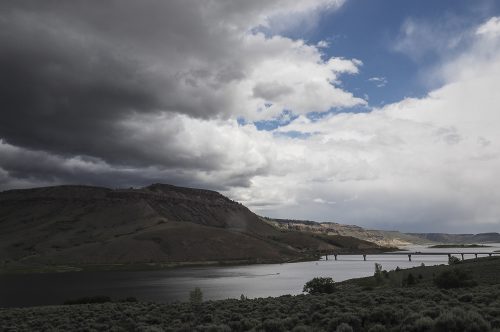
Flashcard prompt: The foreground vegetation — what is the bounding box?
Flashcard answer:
[1,257,500,331]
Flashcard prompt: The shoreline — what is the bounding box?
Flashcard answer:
[1,255,498,309]
[0,248,398,275]
[1,256,499,331]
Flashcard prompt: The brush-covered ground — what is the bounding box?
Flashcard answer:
[1,257,500,331]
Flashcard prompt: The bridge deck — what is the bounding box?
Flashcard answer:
[374,252,498,255]
[321,251,499,261]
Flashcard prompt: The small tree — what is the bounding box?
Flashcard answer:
[189,287,203,305]
[303,277,335,294]
[404,273,416,286]
[448,256,461,265]
[374,263,383,284]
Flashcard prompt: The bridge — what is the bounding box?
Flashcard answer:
[322,251,500,262]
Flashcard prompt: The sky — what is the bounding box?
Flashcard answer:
[1,0,500,232]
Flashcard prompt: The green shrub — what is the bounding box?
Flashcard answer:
[330,314,362,331]
[368,305,399,325]
[335,323,353,332]
[63,295,111,305]
[434,269,477,289]
[403,273,416,287]
[448,256,461,265]
[189,287,203,305]
[459,294,473,302]
[434,309,490,332]
[491,318,500,328]
[368,324,387,332]
[411,316,435,332]
[303,277,335,294]
[121,297,138,303]
[262,318,285,332]
[202,323,231,332]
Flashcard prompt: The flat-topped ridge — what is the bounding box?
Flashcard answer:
[0,185,111,200]
[0,183,235,206]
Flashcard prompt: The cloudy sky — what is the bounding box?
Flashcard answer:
[1,0,500,232]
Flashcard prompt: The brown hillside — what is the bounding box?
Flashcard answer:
[0,184,386,272]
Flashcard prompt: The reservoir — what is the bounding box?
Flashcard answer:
[1,244,499,308]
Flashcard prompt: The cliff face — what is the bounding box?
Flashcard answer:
[0,184,301,269]
[265,218,500,246]
[264,218,429,246]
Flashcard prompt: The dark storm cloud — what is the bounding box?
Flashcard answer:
[0,0,350,188]
[0,141,257,191]
[0,0,253,179]
[0,14,164,160]
[2,0,340,191]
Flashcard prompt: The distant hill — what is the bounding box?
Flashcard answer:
[407,232,500,244]
[263,218,428,247]
[0,184,387,272]
[265,218,500,246]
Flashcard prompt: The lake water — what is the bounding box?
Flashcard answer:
[1,244,499,308]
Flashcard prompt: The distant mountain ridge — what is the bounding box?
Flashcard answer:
[265,218,500,246]
[407,232,500,244]
[0,184,388,272]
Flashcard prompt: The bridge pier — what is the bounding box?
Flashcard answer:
[363,254,366,261]
[334,254,338,261]
[408,254,412,262]
[461,253,464,261]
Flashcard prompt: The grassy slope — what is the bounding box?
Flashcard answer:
[0,185,303,272]
[2,257,500,331]
[0,185,390,274]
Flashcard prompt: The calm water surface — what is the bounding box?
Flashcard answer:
[1,244,499,307]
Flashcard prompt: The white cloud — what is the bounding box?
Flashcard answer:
[313,198,336,204]
[2,4,500,233]
[236,35,365,120]
[147,0,364,121]
[316,40,330,48]
[1,1,358,123]
[393,16,470,62]
[0,1,364,187]
[476,16,500,38]
[227,17,500,232]
[368,76,387,87]
[255,0,345,34]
